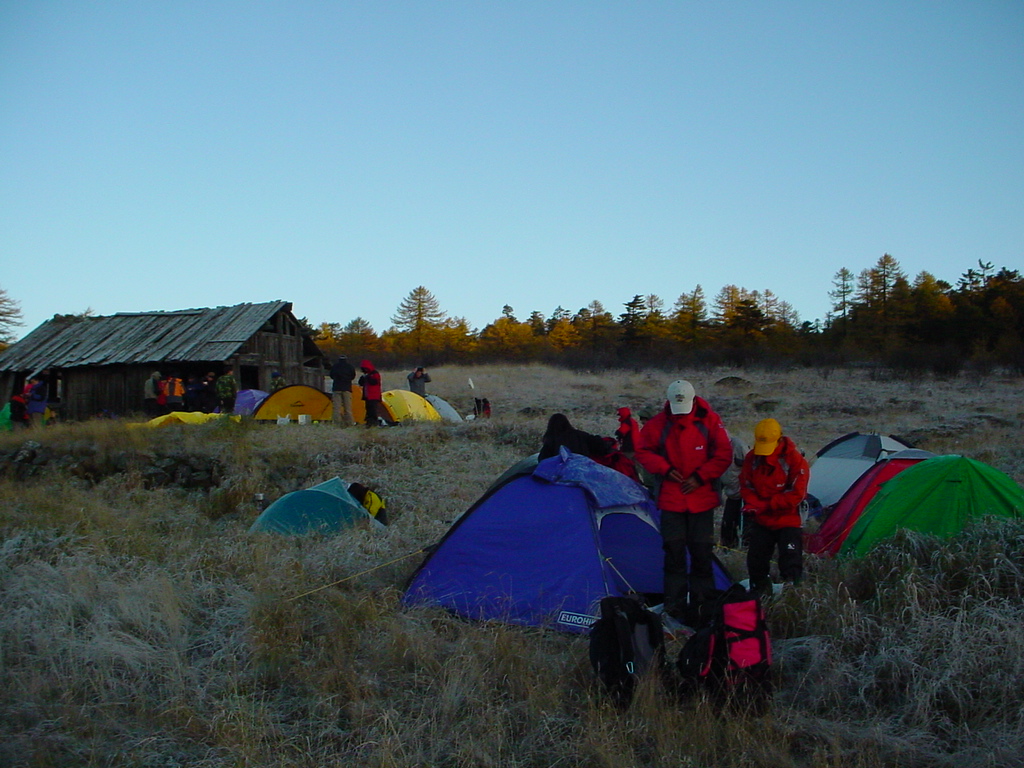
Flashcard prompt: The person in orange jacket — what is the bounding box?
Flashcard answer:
[635,379,733,624]
[740,418,810,595]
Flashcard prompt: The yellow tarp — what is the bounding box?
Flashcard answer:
[144,411,240,427]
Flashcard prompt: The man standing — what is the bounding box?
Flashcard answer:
[25,375,49,428]
[406,366,431,397]
[143,371,163,417]
[719,434,753,549]
[216,367,238,414]
[163,371,184,413]
[740,418,809,596]
[330,355,356,426]
[635,379,732,626]
[199,372,218,413]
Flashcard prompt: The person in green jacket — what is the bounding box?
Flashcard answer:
[216,367,238,414]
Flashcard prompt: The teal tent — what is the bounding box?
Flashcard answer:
[249,477,382,535]
[841,455,1024,557]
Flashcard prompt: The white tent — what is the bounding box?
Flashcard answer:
[426,394,463,422]
[807,432,913,508]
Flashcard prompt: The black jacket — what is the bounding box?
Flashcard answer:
[330,358,356,391]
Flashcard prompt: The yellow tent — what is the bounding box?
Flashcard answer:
[381,389,442,423]
[253,385,332,422]
[345,388,439,425]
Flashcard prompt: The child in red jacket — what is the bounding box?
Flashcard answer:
[740,418,809,595]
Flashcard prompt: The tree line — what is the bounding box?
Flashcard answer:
[309,255,1024,374]
[3,254,1020,374]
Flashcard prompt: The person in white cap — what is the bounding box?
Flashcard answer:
[739,418,809,595]
[635,379,733,626]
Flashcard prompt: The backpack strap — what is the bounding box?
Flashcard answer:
[657,413,716,462]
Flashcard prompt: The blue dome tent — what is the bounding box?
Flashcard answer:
[403,450,733,634]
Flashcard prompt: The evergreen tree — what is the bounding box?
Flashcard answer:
[527,311,546,336]
[545,306,571,333]
[730,298,769,339]
[851,254,908,348]
[619,294,647,346]
[712,285,749,327]
[670,285,708,346]
[0,286,23,345]
[573,300,619,357]
[391,286,447,354]
[828,268,855,338]
[638,294,672,353]
[439,316,477,359]
[336,317,378,358]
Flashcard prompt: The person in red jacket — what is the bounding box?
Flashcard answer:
[635,379,733,624]
[740,418,809,595]
[358,360,383,428]
[614,406,641,455]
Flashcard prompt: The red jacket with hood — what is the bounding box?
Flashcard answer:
[614,407,641,454]
[739,435,809,530]
[358,360,382,401]
[634,397,733,514]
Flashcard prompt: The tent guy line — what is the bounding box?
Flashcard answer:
[286,548,428,602]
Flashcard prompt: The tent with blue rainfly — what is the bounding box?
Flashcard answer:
[402,449,733,634]
[249,477,383,534]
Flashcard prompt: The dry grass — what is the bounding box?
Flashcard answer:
[2,364,1023,767]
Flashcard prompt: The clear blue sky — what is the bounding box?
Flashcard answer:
[2,2,1022,340]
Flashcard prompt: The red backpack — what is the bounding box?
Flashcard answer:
[675,585,773,713]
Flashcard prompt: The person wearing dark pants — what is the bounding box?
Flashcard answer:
[357,359,383,428]
[718,434,750,548]
[746,523,803,586]
[660,506,716,622]
[740,418,810,596]
[330,355,356,426]
[635,379,733,625]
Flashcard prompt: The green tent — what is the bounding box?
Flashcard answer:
[248,477,381,535]
[841,455,1024,557]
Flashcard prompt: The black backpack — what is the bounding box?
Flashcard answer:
[589,595,665,708]
[675,585,773,713]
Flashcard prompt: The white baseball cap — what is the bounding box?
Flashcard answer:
[666,379,696,415]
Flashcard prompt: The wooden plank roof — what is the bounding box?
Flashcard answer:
[0,301,293,372]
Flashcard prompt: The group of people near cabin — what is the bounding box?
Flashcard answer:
[142,368,241,417]
[329,356,433,428]
[541,378,809,627]
[7,372,50,428]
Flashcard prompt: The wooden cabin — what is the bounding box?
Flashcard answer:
[0,301,327,421]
